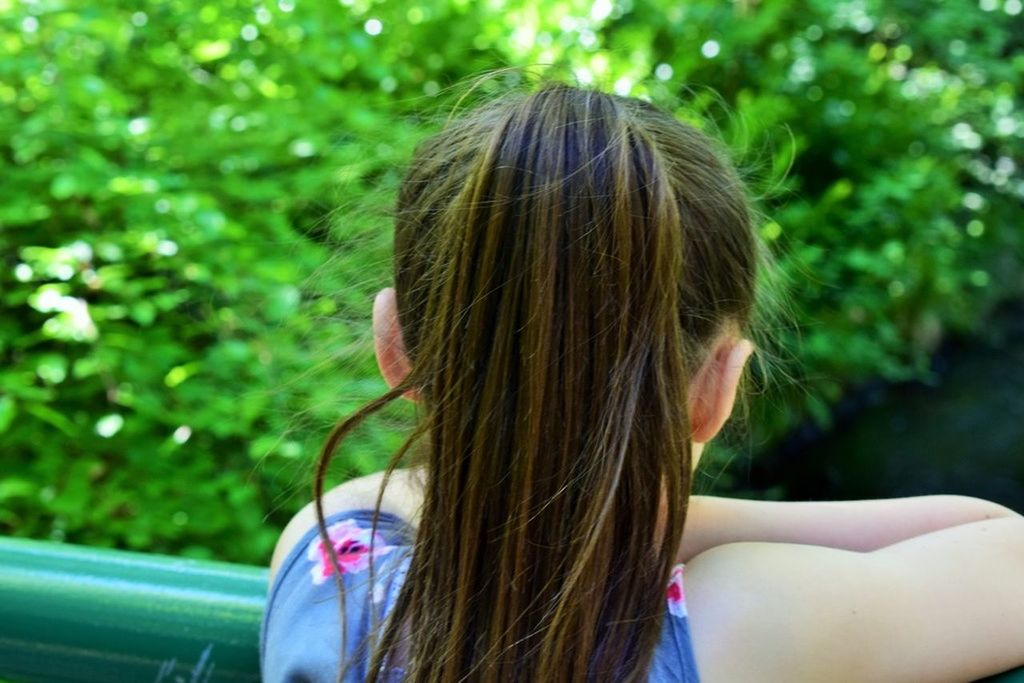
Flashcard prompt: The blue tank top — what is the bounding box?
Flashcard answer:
[261,509,701,681]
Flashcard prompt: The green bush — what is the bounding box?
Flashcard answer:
[1,0,1021,564]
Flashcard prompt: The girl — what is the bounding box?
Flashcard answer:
[261,82,1024,682]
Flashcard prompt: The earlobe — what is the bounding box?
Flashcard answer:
[372,287,420,402]
[689,338,754,444]
[717,338,754,420]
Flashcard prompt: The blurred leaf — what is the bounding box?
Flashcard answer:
[0,395,16,434]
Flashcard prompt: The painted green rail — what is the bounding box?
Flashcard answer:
[0,536,266,682]
[1,535,1022,682]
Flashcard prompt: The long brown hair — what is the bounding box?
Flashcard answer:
[314,81,761,682]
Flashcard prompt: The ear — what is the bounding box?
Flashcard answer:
[372,287,420,402]
[687,337,754,444]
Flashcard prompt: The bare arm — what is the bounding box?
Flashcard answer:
[268,467,1023,590]
[678,494,1022,563]
[684,516,1024,682]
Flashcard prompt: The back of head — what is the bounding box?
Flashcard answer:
[327,81,759,682]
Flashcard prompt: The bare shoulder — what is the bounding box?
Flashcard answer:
[268,468,424,583]
[683,517,1024,682]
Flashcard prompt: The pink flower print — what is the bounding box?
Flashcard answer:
[307,519,395,585]
[666,564,687,618]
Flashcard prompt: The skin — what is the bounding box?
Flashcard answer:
[271,287,1024,681]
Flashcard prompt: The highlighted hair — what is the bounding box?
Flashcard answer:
[315,82,759,682]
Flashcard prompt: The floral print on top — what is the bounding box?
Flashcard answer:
[262,510,701,682]
[666,564,687,618]
[307,518,396,585]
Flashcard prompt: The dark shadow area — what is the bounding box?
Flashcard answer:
[747,298,1024,512]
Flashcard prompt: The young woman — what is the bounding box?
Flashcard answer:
[261,83,1024,682]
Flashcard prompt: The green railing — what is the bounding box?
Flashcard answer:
[1,535,1022,682]
[0,536,265,682]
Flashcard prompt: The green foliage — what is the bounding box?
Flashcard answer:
[1,0,1021,563]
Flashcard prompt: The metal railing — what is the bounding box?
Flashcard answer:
[1,535,1022,682]
[0,536,265,682]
